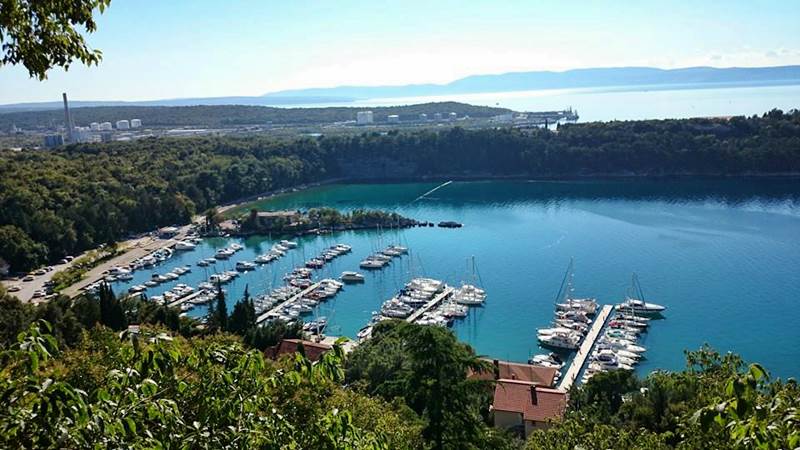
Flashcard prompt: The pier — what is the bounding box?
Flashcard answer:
[256,282,321,324]
[167,289,207,309]
[406,286,455,323]
[557,304,612,391]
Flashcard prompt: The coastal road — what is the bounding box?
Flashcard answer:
[61,225,194,298]
[1,224,194,302]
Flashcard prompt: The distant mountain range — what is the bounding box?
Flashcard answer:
[3,65,799,113]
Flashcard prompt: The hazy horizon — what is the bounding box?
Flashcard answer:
[1,0,799,104]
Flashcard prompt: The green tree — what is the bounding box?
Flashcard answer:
[207,283,228,331]
[346,321,495,449]
[0,224,48,272]
[0,0,111,79]
[228,284,256,335]
[97,282,126,331]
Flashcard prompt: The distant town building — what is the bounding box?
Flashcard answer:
[43,134,64,148]
[130,119,142,128]
[72,127,100,143]
[387,114,400,124]
[449,112,458,120]
[433,112,443,121]
[419,113,428,121]
[99,122,113,131]
[356,111,374,125]
[116,120,130,130]
[90,122,100,131]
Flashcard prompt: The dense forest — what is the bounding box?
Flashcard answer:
[1,109,799,272]
[0,101,511,129]
[1,284,797,449]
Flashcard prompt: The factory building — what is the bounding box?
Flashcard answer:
[43,134,64,148]
[356,111,374,125]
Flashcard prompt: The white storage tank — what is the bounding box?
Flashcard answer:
[130,119,142,128]
[99,122,113,131]
[90,122,100,131]
[116,120,130,130]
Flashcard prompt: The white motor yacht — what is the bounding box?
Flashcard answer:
[341,271,365,283]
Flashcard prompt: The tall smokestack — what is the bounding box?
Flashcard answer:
[62,92,74,142]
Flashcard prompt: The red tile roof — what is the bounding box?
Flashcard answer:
[473,359,558,388]
[266,338,332,362]
[493,380,567,423]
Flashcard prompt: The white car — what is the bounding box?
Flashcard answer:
[7,285,21,292]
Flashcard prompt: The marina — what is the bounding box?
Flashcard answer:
[96,180,800,378]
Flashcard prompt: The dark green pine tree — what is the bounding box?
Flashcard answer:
[208,282,228,331]
[98,282,127,331]
[228,284,256,335]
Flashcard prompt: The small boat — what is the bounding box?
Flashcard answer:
[128,285,146,293]
[280,240,298,249]
[538,331,581,350]
[235,261,256,271]
[305,258,325,269]
[229,243,244,252]
[341,271,365,283]
[197,259,210,267]
[255,254,275,264]
[615,298,666,314]
[215,248,234,259]
[528,352,564,369]
[175,241,197,251]
[359,259,384,269]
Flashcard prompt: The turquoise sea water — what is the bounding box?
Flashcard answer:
[110,180,800,378]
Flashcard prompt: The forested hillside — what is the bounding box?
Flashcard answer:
[1,109,799,272]
[0,102,510,129]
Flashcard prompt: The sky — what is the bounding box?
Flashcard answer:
[1,0,799,104]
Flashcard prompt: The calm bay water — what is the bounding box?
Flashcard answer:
[111,179,800,378]
[284,82,800,122]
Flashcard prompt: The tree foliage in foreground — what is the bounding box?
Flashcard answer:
[0,0,110,80]
[0,321,410,448]
[526,346,800,449]
[346,320,518,449]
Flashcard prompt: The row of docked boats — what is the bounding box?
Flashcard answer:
[359,245,407,269]
[125,265,194,294]
[582,276,665,383]
[306,243,352,269]
[266,279,344,327]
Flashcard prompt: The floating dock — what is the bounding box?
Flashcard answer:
[256,282,321,324]
[406,286,454,323]
[557,304,612,391]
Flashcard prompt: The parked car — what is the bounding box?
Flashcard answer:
[34,269,46,276]
[65,256,75,262]
[32,290,45,298]
[60,258,69,264]
[7,285,21,292]
[22,275,35,282]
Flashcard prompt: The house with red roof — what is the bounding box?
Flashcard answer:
[265,338,332,362]
[471,359,567,438]
[492,379,567,437]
